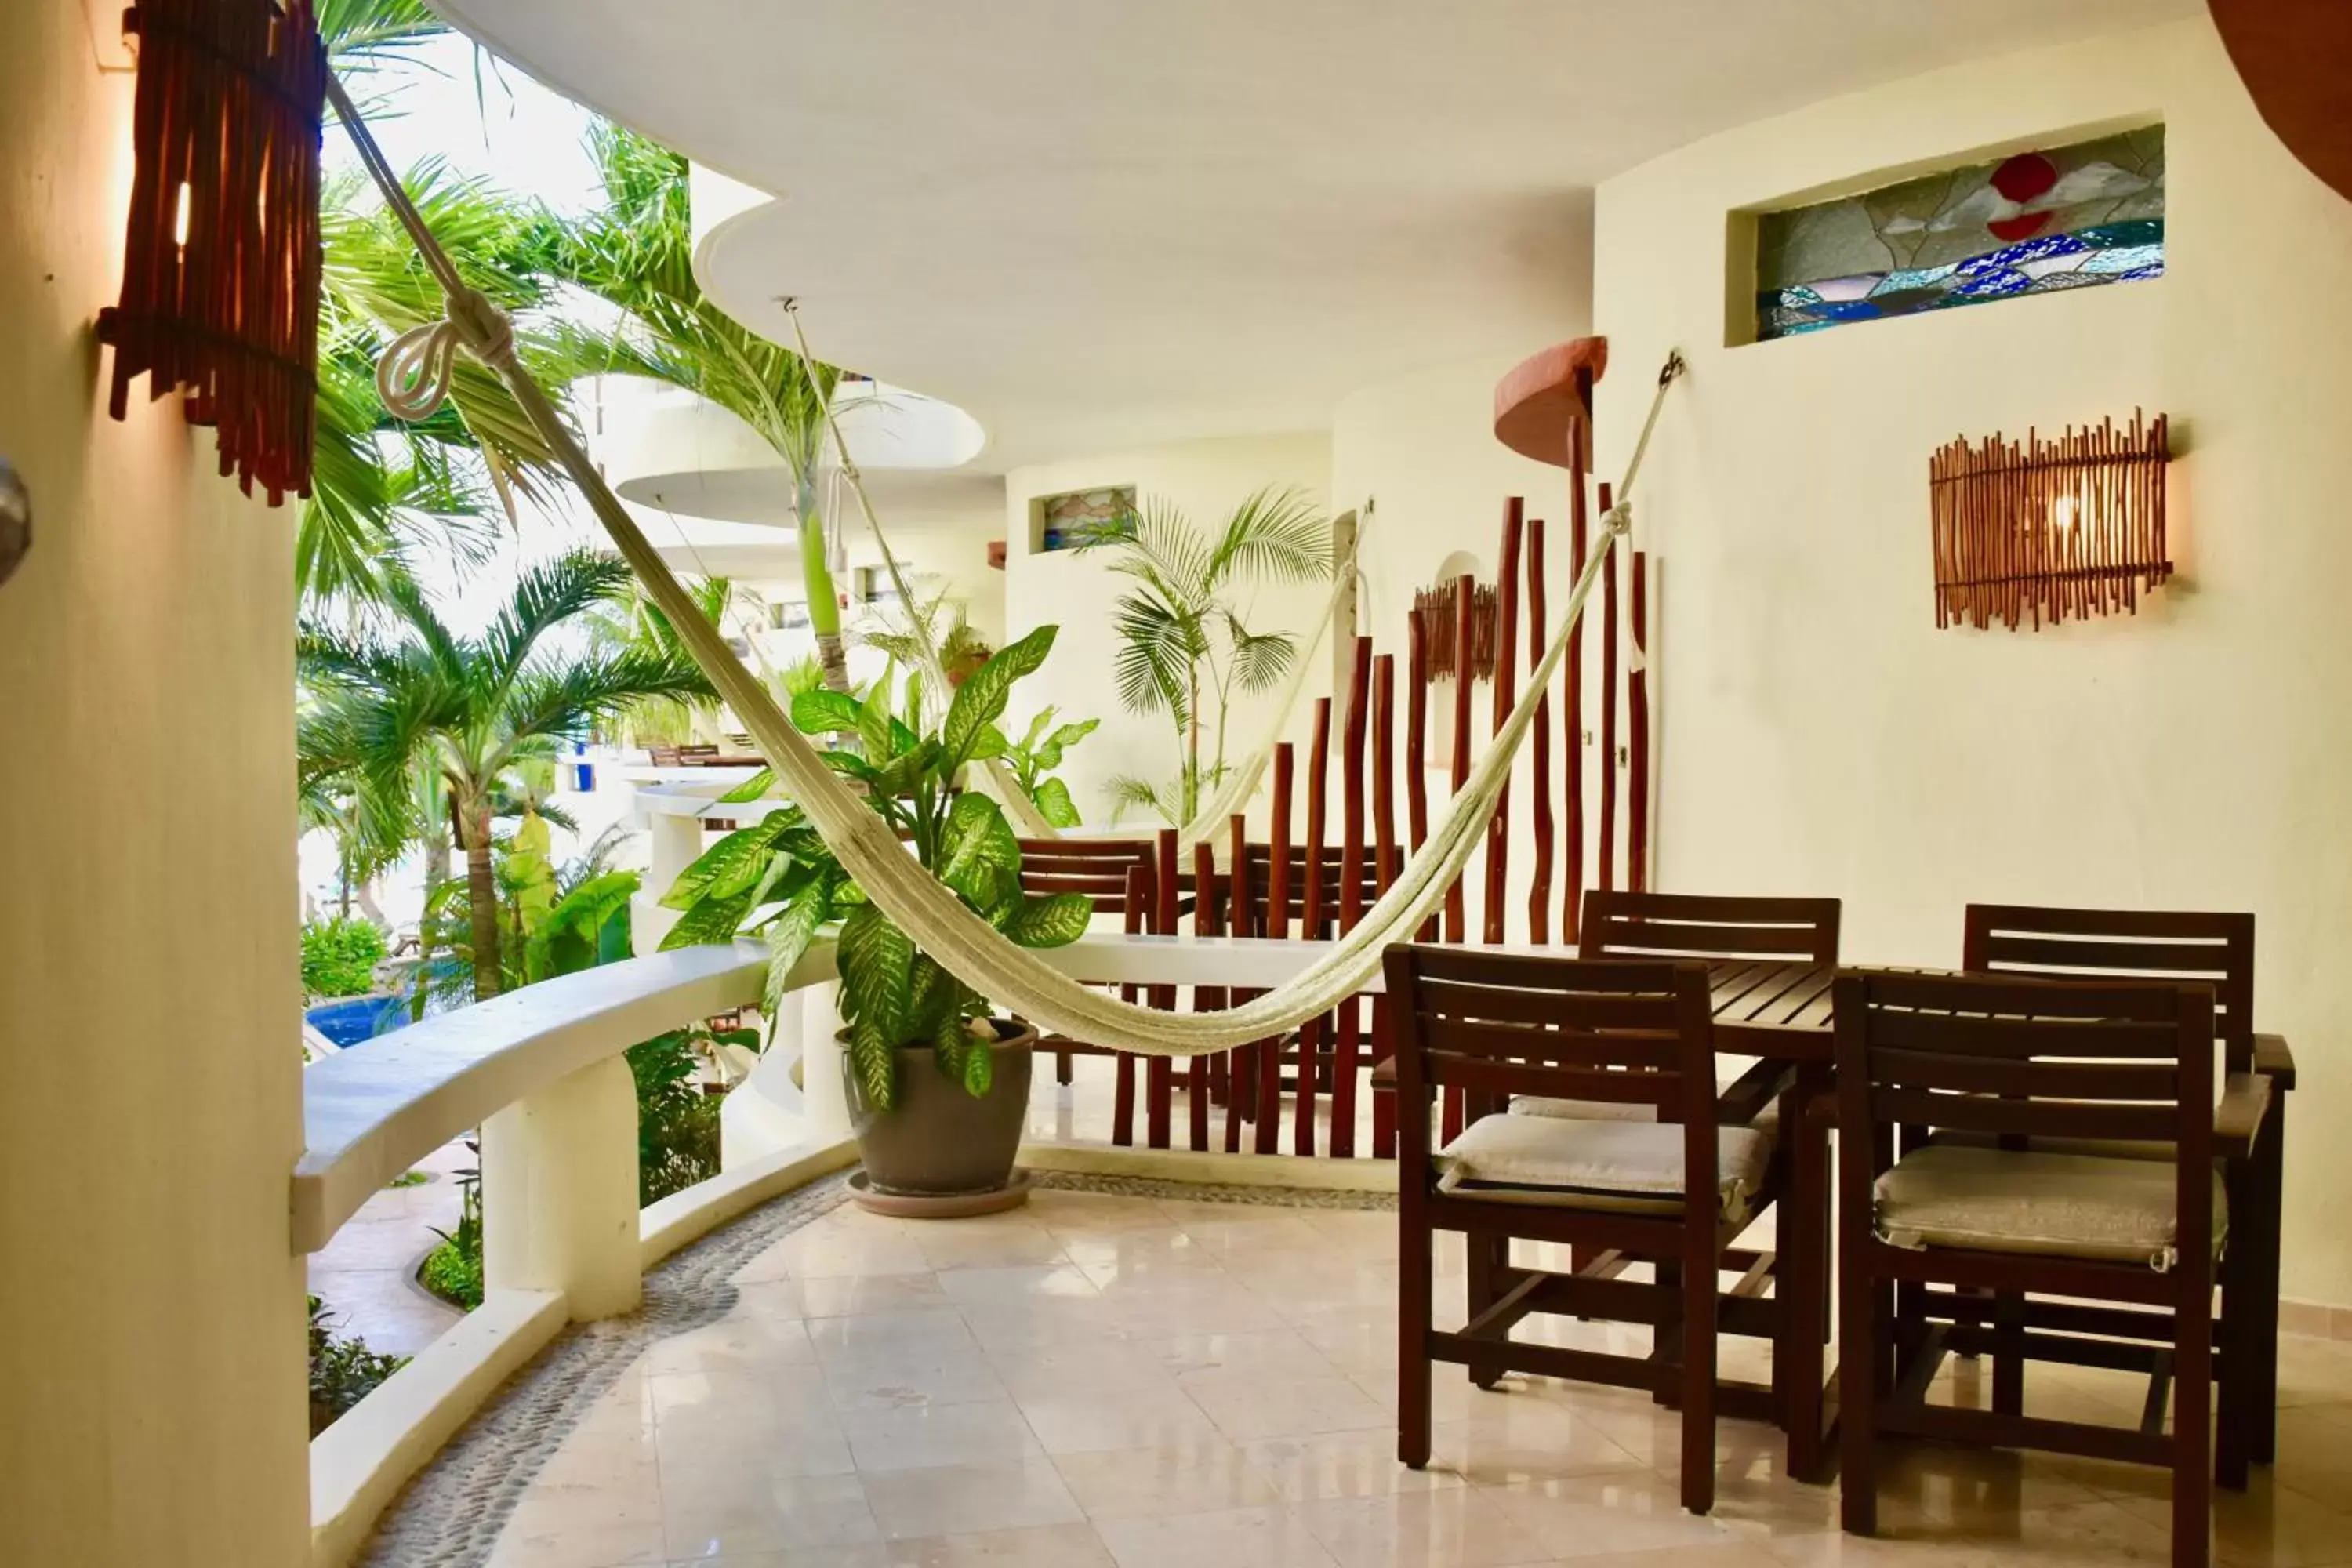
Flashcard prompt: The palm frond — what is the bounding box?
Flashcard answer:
[1204,485,1330,590]
[483,551,637,690]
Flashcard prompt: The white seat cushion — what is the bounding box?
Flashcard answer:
[1874,1143,2227,1271]
[1515,1091,1781,1135]
[1435,1113,1775,1221]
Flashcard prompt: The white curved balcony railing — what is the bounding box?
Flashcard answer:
[297,929,1373,1568]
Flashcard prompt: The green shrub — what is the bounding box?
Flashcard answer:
[308,1296,405,1436]
[302,916,387,999]
[630,1027,739,1205]
[419,1160,484,1310]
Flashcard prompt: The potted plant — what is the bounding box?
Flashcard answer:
[656,626,1095,1204]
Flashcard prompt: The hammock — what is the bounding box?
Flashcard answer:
[775,295,1363,849]
[332,75,1679,1057]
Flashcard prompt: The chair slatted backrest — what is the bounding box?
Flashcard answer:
[1232,844,1384,938]
[1963,905,2254,1075]
[1017,838,1157,916]
[1833,969,2216,1185]
[1385,946,1719,1171]
[1581,891,1842,966]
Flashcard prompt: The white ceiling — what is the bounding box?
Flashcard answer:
[438,0,2194,470]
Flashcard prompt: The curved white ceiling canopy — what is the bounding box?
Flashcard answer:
[583,373,997,531]
[439,0,2194,470]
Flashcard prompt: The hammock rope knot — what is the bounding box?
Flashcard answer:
[374,285,516,423]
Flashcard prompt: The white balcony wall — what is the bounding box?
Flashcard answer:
[1594,16,2352,1305]
[0,2,307,1564]
[1004,433,1333,831]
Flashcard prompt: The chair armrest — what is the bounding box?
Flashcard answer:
[1717,1058,1795,1128]
[2213,1073,2274,1160]
[2253,1033,2296,1091]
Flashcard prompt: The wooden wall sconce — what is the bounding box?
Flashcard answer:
[1413,578,1500,681]
[93,0,327,505]
[1929,411,2171,631]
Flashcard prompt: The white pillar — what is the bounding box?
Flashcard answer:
[481,1055,642,1319]
[798,979,854,1141]
[634,804,707,954]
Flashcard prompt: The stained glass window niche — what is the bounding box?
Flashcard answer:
[1752,125,2164,343]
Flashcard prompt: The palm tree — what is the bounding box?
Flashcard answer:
[545,126,855,693]
[298,551,713,997]
[307,0,572,614]
[583,572,762,747]
[1072,485,1330,826]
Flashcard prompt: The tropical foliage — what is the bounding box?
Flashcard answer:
[297,550,712,997]
[1000,708,1097,829]
[657,628,1094,1111]
[544,126,856,692]
[1070,485,1330,826]
[309,0,571,613]
[630,1022,753,1204]
[308,1294,407,1436]
[301,916,388,999]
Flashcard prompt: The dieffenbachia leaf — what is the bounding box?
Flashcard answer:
[1032,776,1080,829]
[791,688,865,736]
[659,811,796,909]
[1002,891,1094,948]
[941,624,1057,768]
[717,768,776,804]
[935,791,1022,915]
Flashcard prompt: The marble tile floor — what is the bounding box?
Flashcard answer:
[470,1186,2352,1568]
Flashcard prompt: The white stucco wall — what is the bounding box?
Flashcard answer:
[0,3,308,1563]
[1593,17,2352,1303]
[1005,433,1334,829]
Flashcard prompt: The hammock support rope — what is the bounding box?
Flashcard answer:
[326,73,1680,1056]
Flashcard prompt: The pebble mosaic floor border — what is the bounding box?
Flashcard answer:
[357,1167,1392,1566]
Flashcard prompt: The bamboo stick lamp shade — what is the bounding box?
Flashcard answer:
[93,0,327,506]
[1929,411,2172,631]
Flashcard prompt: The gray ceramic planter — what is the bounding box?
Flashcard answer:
[844,1019,1034,1197]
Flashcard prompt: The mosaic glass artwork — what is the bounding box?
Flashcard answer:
[1037,485,1134,553]
[1754,126,2164,342]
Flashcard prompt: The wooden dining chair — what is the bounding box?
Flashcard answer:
[1388,945,1808,1515]
[1016,837,1156,1085]
[1833,968,2234,1568]
[1547,891,1842,1423]
[1962,904,2275,1486]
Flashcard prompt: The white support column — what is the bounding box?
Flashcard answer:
[481,1055,642,1320]
[635,804,708,954]
[798,979,853,1142]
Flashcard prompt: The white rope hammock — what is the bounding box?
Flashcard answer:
[328,74,1679,1056]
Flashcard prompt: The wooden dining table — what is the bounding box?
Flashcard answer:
[1378,954,2295,1484]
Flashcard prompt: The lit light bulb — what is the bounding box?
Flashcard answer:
[172,181,191,248]
[2051,494,2078,534]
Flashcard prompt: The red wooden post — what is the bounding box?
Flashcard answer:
[1526,516,1554,943]
[1443,573,1474,943]
[1147,829,1179,1149]
[1370,652,1399,1160]
[1225,812,1254,1153]
[1190,839,1219,1152]
[1112,862,1145,1145]
[1597,481,1619,897]
[1630,549,1650,895]
[1258,743,1294,1155]
[1333,637,1372,1159]
[1483,500,1523,946]
[1406,614,1436,942]
[1563,417,1590,946]
[1295,698,1332,1157]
